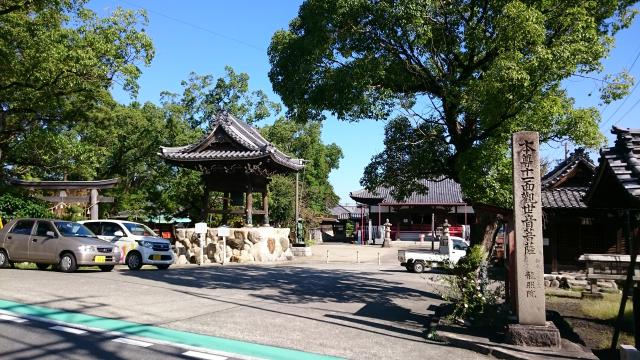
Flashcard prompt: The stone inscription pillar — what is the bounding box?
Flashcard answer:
[511,131,545,325]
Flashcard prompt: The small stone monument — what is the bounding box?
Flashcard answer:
[506,131,560,347]
[382,219,392,248]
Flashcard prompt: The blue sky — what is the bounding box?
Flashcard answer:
[90,1,640,204]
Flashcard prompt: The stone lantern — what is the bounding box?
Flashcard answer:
[382,218,392,248]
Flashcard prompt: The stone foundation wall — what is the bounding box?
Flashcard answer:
[544,273,619,292]
[174,227,294,265]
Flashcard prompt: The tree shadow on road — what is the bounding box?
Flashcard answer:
[118,264,446,344]
[120,265,442,305]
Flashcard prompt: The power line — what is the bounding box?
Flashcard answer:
[602,43,640,126]
[118,0,266,52]
[614,94,640,125]
[603,80,640,125]
[627,44,640,72]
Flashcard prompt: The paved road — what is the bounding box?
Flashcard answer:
[0,255,487,359]
[0,312,239,360]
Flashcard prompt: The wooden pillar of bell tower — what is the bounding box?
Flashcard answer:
[246,182,253,226]
[262,191,269,226]
[201,179,210,222]
[222,192,230,225]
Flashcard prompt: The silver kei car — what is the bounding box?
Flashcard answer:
[0,218,121,272]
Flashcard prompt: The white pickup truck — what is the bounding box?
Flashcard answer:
[398,235,467,273]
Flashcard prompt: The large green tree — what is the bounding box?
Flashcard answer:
[261,118,343,219]
[78,102,203,219]
[269,0,637,208]
[0,0,154,173]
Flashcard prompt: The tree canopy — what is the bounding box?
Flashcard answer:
[269,0,638,206]
[0,0,154,171]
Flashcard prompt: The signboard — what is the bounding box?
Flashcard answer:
[511,131,546,326]
[217,226,230,237]
[194,222,207,234]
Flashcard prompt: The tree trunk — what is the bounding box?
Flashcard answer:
[471,205,509,260]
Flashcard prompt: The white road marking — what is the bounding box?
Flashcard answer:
[0,310,261,360]
[0,314,27,323]
[112,337,153,348]
[49,325,87,335]
[183,350,228,360]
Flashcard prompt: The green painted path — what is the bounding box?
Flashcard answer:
[0,299,342,360]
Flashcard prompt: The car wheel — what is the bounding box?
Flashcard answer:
[0,250,9,268]
[99,265,114,272]
[126,252,143,270]
[412,261,425,273]
[156,264,170,270]
[36,263,50,270]
[58,253,77,273]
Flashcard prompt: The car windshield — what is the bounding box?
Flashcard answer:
[54,221,95,237]
[123,222,157,237]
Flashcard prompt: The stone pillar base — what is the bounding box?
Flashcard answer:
[581,291,604,300]
[290,246,312,257]
[505,322,561,348]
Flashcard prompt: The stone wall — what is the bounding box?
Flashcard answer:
[544,273,619,292]
[173,227,294,265]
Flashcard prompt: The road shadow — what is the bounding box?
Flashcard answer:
[120,265,443,341]
[120,265,442,304]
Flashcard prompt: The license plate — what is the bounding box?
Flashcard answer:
[95,256,106,263]
[153,255,161,261]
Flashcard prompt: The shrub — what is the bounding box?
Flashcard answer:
[0,192,52,220]
[441,245,504,322]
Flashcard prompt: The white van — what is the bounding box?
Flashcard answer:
[80,220,174,270]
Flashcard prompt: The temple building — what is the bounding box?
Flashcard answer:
[540,148,605,271]
[159,111,304,226]
[543,127,640,271]
[349,177,473,240]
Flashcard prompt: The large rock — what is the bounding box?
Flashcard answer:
[252,237,283,262]
[176,254,189,265]
[248,230,263,244]
[568,279,589,290]
[206,243,217,259]
[226,236,244,250]
[179,226,292,263]
[279,236,290,250]
[234,230,247,242]
[282,248,294,260]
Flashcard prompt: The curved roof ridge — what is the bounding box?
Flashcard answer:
[542,148,595,189]
[158,111,305,172]
[219,112,262,150]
